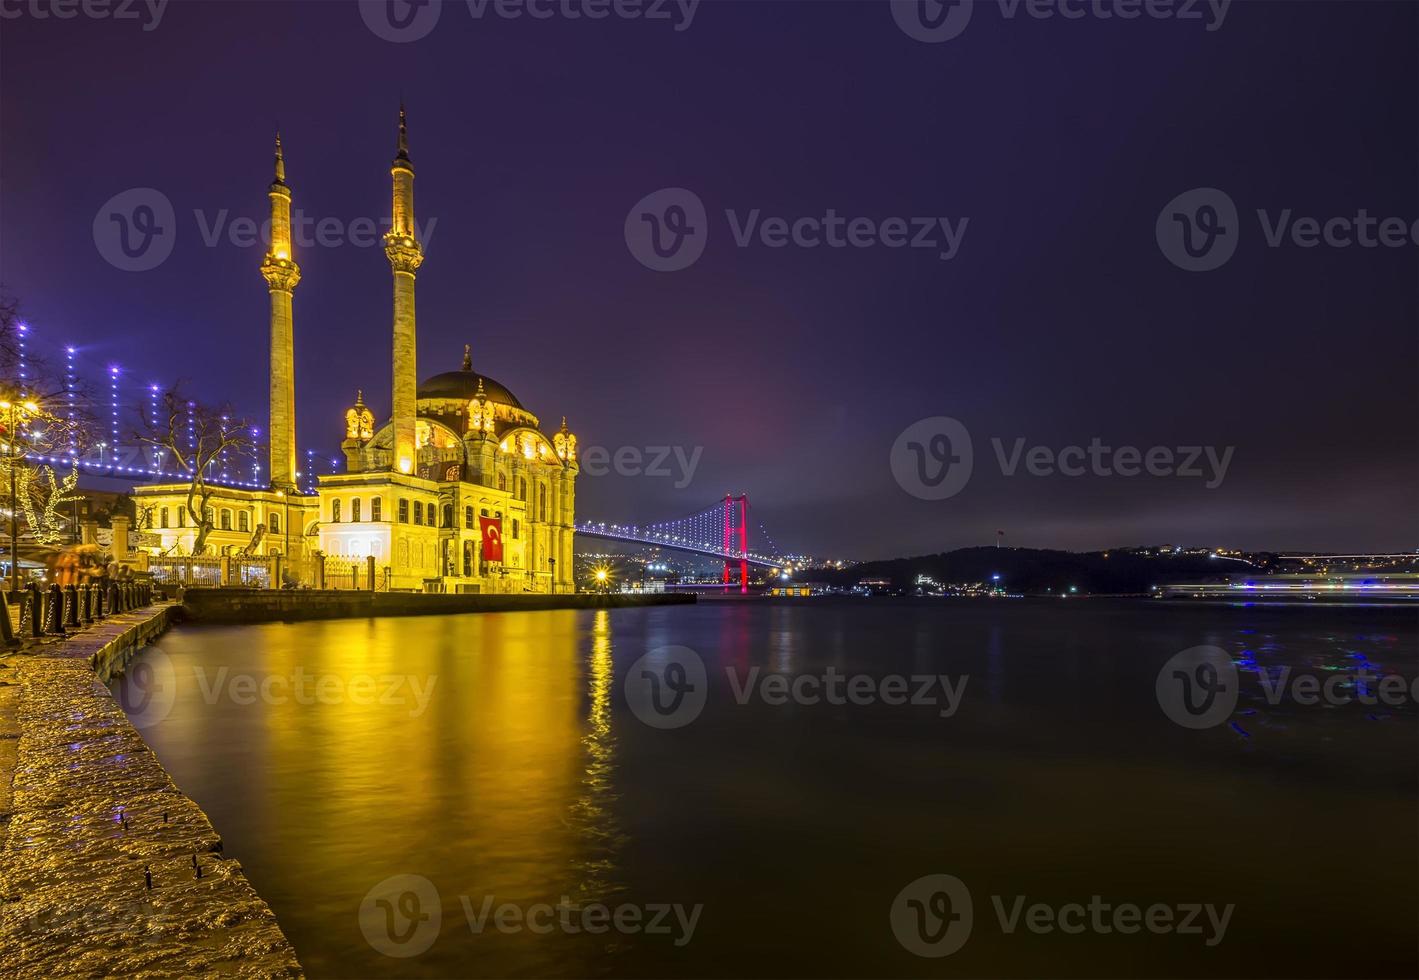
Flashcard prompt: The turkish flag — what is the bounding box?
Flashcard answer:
[479,515,504,563]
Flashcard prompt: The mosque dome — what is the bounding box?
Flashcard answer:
[417,346,523,409]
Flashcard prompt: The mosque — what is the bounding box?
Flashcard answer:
[133,111,580,593]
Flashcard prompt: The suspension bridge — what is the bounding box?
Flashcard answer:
[576,494,785,592]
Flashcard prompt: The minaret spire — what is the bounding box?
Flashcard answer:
[463,344,472,371]
[396,103,410,163]
[385,104,424,474]
[273,132,286,185]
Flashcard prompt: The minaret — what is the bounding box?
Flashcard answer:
[259,133,300,490]
[384,105,424,474]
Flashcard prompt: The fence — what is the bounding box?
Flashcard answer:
[148,557,222,588]
[1,580,155,644]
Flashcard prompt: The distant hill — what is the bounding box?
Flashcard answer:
[810,546,1265,596]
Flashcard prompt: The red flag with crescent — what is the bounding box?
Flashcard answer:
[479,515,504,563]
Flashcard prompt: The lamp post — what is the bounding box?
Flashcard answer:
[276,490,291,555]
[1,398,39,593]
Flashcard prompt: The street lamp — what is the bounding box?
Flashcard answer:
[1,398,39,593]
[275,490,291,556]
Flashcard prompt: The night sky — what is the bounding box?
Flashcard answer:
[2,0,1415,559]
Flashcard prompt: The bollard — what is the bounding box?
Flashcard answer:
[27,584,42,637]
[80,584,92,624]
[46,584,65,635]
[108,583,120,615]
[0,591,15,646]
[65,585,80,628]
[93,583,105,618]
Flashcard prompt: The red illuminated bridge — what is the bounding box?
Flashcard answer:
[576,494,785,591]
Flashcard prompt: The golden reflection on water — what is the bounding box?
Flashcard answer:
[135,611,630,975]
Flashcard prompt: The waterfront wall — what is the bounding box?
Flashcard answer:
[0,605,304,978]
[179,587,695,624]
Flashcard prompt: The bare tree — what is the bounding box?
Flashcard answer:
[135,386,258,556]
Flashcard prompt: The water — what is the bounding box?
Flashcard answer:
[112,599,1418,978]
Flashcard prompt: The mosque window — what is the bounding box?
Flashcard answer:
[442,504,452,528]
[414,501,423,525]
[160,507,169,529]
[220,510,232,530]
[332,499,342,523]
[353,499,362,522]
[517,477,527,501]
[399,499,409,523]
[239,511,250,533]
[465,506,474,529]
[498,472,506,491]
[372,498,382,521]
[177,508,185,528]
[270,512,280,534]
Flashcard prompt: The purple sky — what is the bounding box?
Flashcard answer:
[2,0,1415,558]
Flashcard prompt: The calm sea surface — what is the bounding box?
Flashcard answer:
[113,599,1418,978]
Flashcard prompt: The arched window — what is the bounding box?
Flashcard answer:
[372,498,382,521]
[413,501,423,525]
[442,504,453,528]
[160,507,170,529]
[205,507,215,526]
[270,512,281,534]
[398,499,409,523]
[220,509,231,530]
[239,511,250,533]
[539,484,547,522]
[177,508,186,528]
[352,499,362,522]
[332,499,342,523]
[498,472,507,492]
[465,506,474,529]
[517,477,527,501]
[512,518,520,539]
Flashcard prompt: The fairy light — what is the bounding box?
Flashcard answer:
[108,365,120,468]
[250,426,261,482]
[220,414,230,479]
[149,384,162,472]
[64,346,77,454]
[17,323,29,398]
[186,401,195,470]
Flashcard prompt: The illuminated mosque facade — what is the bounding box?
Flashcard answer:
[134,111,580,593]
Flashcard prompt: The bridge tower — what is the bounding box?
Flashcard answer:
[722,493,748,593]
